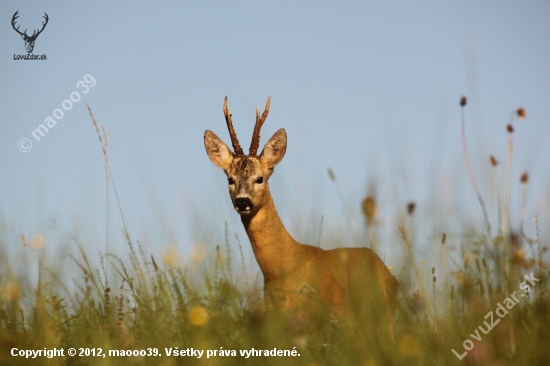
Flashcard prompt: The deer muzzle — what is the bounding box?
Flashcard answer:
[235,197,254,213]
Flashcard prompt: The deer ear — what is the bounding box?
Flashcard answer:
[260,128,287,168]
[204,130,234,172]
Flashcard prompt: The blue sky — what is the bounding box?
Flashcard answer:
[1,1,549,271]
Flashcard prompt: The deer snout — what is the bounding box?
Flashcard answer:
[235,197,254,213]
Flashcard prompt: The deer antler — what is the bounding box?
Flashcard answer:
[11,11,48,39]
[11,11,26,37]
[32,13,49,39]
[249,96,270,156]
[223,97,244,156]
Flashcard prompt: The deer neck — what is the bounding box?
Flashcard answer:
[240,191,297,281]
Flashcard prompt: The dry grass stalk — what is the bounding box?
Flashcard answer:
[362,197,377,252]
[459,96,492,238]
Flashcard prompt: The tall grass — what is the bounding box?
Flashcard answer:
[0,102,548,365]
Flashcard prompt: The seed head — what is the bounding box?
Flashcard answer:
[328,168,336,182]
[464,253,473,269]
[516,107,526,121]
[398,226,411,248]
[441,233,446,245]
[407,202,416,215]
[520,172,529,185]
[362,196,377,224]
[507,124,514,133]
[460,96,467,107]
[490,155,498,167]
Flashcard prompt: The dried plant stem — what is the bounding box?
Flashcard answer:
[500,112,514,292]
[328,169,356,245]
[492,164,502,232]
[104,181,109,281]
[519,183,536,246]
[316,215,324,248]
[522,202,538,278]
[500,112,516,357]
[398,226,436,330]
[461,105,492,238]
[362,196,377,252]
[87,105,132,256]
[534,213,541,278]
[235,233,249,287]
[108,162,130,244]
[433,280,437,320]
[519,184,527,234]
[366,223,377,253]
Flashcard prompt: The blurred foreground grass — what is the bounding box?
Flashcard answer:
[1,194,548,366]
[1,103,549,365]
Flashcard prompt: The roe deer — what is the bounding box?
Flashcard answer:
[204,96,397,330]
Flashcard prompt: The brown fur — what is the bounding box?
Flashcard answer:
[204,98,398,332]
[240,188,397,324]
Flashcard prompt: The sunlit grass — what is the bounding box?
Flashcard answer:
[0,103,549,365]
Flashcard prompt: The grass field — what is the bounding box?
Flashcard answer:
[1,104,549,365]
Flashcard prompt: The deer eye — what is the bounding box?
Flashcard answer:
[228,177,234,185]
[255,177,264,184]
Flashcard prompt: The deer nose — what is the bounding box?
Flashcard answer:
[235,197,254,212]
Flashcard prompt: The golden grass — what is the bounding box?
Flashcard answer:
[0,103,548,365]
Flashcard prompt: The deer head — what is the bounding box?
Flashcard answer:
[12,11,49,54]
[204,96,287,215]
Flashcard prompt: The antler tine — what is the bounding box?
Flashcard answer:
[11,11,25,36]
[32,13,48,38]
[249,96,271,156]
[223,96,244,156]
[38,13,49,35]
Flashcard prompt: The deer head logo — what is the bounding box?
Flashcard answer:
[12,11,49,54]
